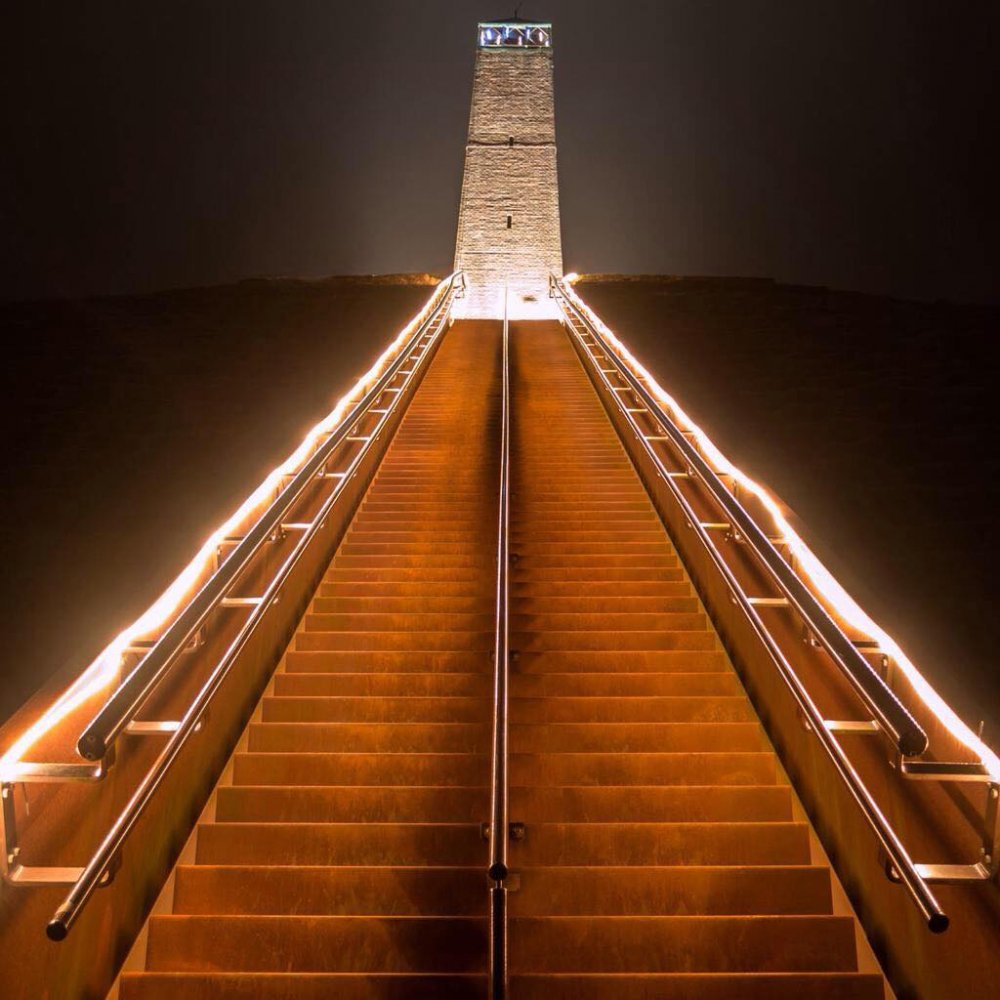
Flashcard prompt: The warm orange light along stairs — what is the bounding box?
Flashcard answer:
[120,320,503,998]
[504,321,886,999]
[117,317,887,999]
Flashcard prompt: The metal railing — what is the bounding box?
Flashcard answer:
[551,274,999,932]
[487,289,512,999]
[1,274,463,940]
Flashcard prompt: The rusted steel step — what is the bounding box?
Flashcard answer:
[172,866,488,915]
[509,722,767,753]
[195,823,487,866]
[272,671,490,696]
[509,696,753,724]
[508,785,792,822]
[247,722,490,753]
[302,611,495,632]
[233,752,488,786]
[283,650,486,672]
[121,974,488,1000]
[511,650,729,672]
[260,694,490,723]
[511,823,811,867]
[312,594,495,612]
[508,672,740,697]
[294,631,493,652]
[510,866,833,915]
[511,631,717,652]
[509,974,884,999]
[508,915,857,972]
[511,611,706,631]
[143,915,488,971]
[215,785,489,823]
[509,751,778,786]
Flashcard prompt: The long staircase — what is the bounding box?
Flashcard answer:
[118,319,884,998]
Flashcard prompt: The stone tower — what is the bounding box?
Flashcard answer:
[453,19,563,319]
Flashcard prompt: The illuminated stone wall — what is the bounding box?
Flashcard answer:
[454,44,563,318]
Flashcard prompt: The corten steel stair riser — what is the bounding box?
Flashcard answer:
[117,320,886,999]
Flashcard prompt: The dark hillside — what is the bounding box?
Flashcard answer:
[0,278,433,720]
[579,276,1000,744]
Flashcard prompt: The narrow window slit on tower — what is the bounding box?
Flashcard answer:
[508,136,514,146]
[506,215,513,229]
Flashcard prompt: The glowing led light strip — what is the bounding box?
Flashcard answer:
[0,276,456,780]
[560,273,1000,781]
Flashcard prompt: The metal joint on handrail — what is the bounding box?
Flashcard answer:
[488,287,512,998]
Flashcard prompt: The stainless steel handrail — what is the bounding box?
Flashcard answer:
[44,275,462,940]
[488,289,511,998]
[76,275,462,763]
[553,279,926,757]
[551,277,948,931]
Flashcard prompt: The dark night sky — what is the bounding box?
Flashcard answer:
[2,0,998,303]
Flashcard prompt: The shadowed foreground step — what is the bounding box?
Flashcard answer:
[120,319,885,999]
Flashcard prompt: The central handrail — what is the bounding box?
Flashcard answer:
[488,289,512,998]
[41,274,463,940]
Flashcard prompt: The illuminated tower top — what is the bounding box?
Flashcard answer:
[477,20,553,49]
[453,18,563,319]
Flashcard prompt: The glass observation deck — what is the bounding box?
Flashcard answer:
[478,22,552,49]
